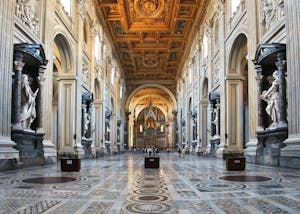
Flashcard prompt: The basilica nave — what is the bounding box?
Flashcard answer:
[0,0,300,213]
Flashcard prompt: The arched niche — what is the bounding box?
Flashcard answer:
[226,33,249,155]
[53,33,73,73]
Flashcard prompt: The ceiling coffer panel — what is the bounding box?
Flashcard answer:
[95,0,210,85]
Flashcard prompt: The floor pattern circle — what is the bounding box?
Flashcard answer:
[219,175,272,182]
[22,177,77,184]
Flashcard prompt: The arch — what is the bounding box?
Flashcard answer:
[53,33,73,73]
[130,94,172,117]
[125,84,177,110]
[94,79,101,100]
[201,77,209,99]
[83,19,89,44]
[227,33,248,74]
[226,32,249,154]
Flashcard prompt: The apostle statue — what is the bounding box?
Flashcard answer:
[20,74,39,129]
[260,71,280,128]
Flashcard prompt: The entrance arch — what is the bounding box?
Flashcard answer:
[226,33,249,155]
[126,86,177,150]
[52,33,75,156]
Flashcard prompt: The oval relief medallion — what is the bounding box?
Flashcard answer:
[134,0,164,18]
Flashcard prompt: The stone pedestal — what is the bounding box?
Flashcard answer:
[11,129,45,167]
[82,138,93,158]
[209,137,220,158]
[256,127,287,167]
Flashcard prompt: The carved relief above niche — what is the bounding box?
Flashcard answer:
[261,0,285,31]
[15,0,39,35]
[212,59,220,87]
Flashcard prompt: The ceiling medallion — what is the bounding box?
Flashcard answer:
[142,56,159,68]
[134,0,165,18]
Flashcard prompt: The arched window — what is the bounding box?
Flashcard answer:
[203,35,208,58]
[83,21,88,44]
[120,84,123,98]
[231,0,242,14]
[94,35,100,61]
[139,124,143,132]
[189,67,192,83]
[61,0,71,15]
[111,67,115,85]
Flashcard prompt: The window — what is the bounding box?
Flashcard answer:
[94,35,100,61]
[83,21,88,44]
[139,124,143,132]
[61,0,71,15]
[231,0,242,14]
[203,35,208,58]
[111,67,115,85]
[120,84,123,98]
[160,124,164,132]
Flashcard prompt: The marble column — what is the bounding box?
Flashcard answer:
[129,117,134,148]
[281,0,300,168]
[37,65,56,163]
[275,55,287,127]
[0,0,19,164]
[36,65,46,133]
[199,100,208,155]
[215,103,220,137]
[255,64,264,131]
[12,56,25,130]
[244,64,262,161]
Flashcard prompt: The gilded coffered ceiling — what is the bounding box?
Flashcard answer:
[94,0,210,92]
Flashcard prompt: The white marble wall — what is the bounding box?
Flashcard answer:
[0,0,19,161]
[281,0,300,167]
[176,0,300,168]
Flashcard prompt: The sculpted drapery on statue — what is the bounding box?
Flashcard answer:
[260,71,280,128]
[20,74,39,129]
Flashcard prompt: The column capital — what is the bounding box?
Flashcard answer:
[275,60,286,70]
[14,60,25,71]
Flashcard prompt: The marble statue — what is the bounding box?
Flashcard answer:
[260,71,280,128]
[83,107,90,138]
[20,74,39,129]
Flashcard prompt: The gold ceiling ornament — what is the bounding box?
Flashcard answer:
[142,55,159,68]
[134,0,165,18]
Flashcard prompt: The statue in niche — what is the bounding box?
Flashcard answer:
[260,71,280,128]
[20,74,39,129]
[213,106,220,136]
[83,106,90,138]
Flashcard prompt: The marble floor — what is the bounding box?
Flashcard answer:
[0,153,300,214]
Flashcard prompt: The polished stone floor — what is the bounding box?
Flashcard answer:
[1,152,300,214]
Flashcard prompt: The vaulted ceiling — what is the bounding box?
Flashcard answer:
[94,0,210,95]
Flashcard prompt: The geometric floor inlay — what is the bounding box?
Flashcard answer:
[121,168,178,213]
[1,153,300,213]
[219,175,272,182]
[22,176,77,184]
